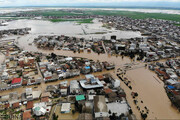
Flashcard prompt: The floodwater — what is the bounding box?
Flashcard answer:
[0,19,141,40]
[8,38,180,119]
[0,20,180,119]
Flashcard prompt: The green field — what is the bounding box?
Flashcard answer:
[49,18,93,23]
[2,9,180,22]
[174,24,180,26]
[84,10,180,22]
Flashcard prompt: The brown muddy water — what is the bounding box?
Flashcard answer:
[0,20,180,119]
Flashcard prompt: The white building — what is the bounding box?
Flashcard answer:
[70,80,80,94]
[112,79,120,88]
[61,103,71,113]
[26,88,33,101]
[33,102,50,116]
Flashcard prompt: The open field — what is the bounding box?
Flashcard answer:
[49,18,93,23]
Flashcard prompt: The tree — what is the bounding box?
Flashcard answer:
[129,109,133,114]
[51,53,57,59]
[119,113,125,119]
[109,110,112,115]
[53,113,58,120]
[72,110,75,115]
[109,113,117,120]
[79,104,83,113]
[141,113,147,120]
[36,56,41,62]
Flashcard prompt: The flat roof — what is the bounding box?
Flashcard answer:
[61,103,71,112]
[79,79,103,89]
[76,95,85,101]
[94,96,108,113]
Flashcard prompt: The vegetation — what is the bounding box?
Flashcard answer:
[49,18,93,23]
[84,10,180,22]
[52,113,59,120]
[174,23,180,26]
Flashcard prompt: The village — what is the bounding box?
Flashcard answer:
[0,40,137,120]
[34,34,180,62]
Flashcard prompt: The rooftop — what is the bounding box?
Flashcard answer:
[11,78,22,84]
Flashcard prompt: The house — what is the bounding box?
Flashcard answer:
[11,78,22,88]
[61,89,68,96]
[33,102,48,116]
[81,66,91,74]
[70,80,81,94]
[165,79,178,85]
[26,88,33,101]
[80,74,104,89]
[0,94,9,103]
[76,95,85,101]
[78,113,93,120]
[107,102,129,116]
[129,43,136,52]
[26,101,33,110]
[43,71,53,82]
[94,96,108,118]
[12,102,20,109]
[61,103,71,113]
[41,97,49,103]
[112,79,120,88]
[1,71,9,80]
[60,81,68,96]
[139,43,150,52]
[115,44,126,51]
[23,110,32,120]
[32,90,42,100]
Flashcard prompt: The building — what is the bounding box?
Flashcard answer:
[61,103,71,113]
[33,102,48,116]
[80,74,103,89]
[94,96,108,118]
[23,110,32,120]
[107,102,129,116]
[11,78,22,88]
[78,113,93,120]
[76,95,85,101]
[70,80,81,94]
[26,101,33,110]
[112,79,120,88]
[26,88,33,101]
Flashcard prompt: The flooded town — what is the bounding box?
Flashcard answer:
[0,6,180,120]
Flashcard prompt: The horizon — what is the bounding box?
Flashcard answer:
[1,1,180,8]
[1,5,180,10]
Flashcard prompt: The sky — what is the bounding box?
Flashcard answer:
[1,0,180,7]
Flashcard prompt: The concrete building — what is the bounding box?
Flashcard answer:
[61,103,71,113]
[94,96,108,118]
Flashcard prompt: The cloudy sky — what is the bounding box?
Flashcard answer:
[0,0,180,7]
